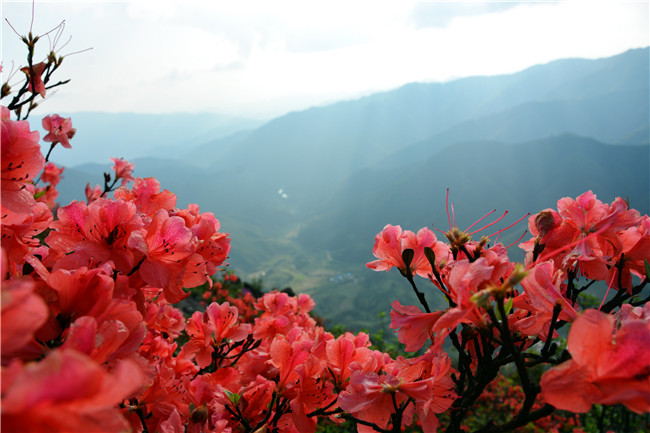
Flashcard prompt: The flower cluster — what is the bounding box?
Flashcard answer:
[1,105,460,433]
[2,16,649,433]
[367,193,650,430]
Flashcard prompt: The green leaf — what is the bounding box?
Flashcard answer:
[504,298,514,316]
[645,259,650,281]
[224,389,241,405]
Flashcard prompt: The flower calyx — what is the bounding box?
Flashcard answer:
[445,227,471,255]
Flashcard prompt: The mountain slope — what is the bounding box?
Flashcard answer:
[379,87,649,170]
[187,48,648,212]
[298,134,649,267]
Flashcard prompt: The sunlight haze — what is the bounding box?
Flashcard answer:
[2,0,648,118]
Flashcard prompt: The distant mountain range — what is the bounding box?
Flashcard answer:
[56,47,650,330]
[34,112,264,167]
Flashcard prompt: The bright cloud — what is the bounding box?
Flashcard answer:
[2,0,647,118]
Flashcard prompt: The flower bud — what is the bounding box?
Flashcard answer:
[190,403,209,424]
[1,82,10,98]
[470,289,492,308]
[534,211,557,238]
[506,263,529,288]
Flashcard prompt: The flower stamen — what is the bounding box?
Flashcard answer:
[468,210,509,236]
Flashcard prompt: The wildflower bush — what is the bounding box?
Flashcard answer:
[2,15,649,433]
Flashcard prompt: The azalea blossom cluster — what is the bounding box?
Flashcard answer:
[1,48,465,432]
[368,190,650,431]
[1,104,457,433]
[3,17,650,433]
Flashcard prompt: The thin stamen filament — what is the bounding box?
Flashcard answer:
[505,230,528,249]
[468,210,509,236]
[598,269,618,311]
[39,20,66,39]
[534,219,615,267]
[452,203,456,229]
[487,213,531,239]
[465,209,497,232]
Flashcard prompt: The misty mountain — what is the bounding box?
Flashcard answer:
[56,47,650,329]
[380,88,648,170]
[36,112,264,168]
[299,134,649,265]
[185,48,648,211]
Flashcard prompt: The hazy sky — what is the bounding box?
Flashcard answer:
[2,1,648,119]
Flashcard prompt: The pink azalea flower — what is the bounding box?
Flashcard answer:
[46,198,144,274]
[40,162,65,186]
[129,209,195,302]
[181,302,251,368]
[521,192,642,283]
[338,370,409,432]
[289,355,336,433]
[520,209,578,267]
[616,302,650,324]
[62,309,146,366]
[325,333,385,388]
[114,177,177,216]
[367,224,450,278]
[512,261,578,340]
[433,257,495,332]
[213,375,275,429]
[269,337,311,390]
[205,302,251,344]
[1,273,48,364]
[180,312,216,368]
[1,106,44,217]
[558,192,640,278]
[85,183,102,203]
[46,267,115,320]
[557,191,641,235]
[390,300,444,352]
[20,62,46,97]
[143,299,186,339]
[33,163,64,209]
[1,201,52,271]
[42,114,76,149]
[171,204,231,287]
[111,157,135,185]
[338,354,454,433]
[410,347,457,416]
[1,349,143,432]
[34,185,59,209]
[159,409,184,433]
[254,290,296,316]
[541,308,650,414]
[172,204,230,280]
[607,215,650,292]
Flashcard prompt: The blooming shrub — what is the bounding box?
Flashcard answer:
[1,13,649,433]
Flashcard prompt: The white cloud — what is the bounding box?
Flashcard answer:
[408,2,522,28]
[2,0,647,118]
